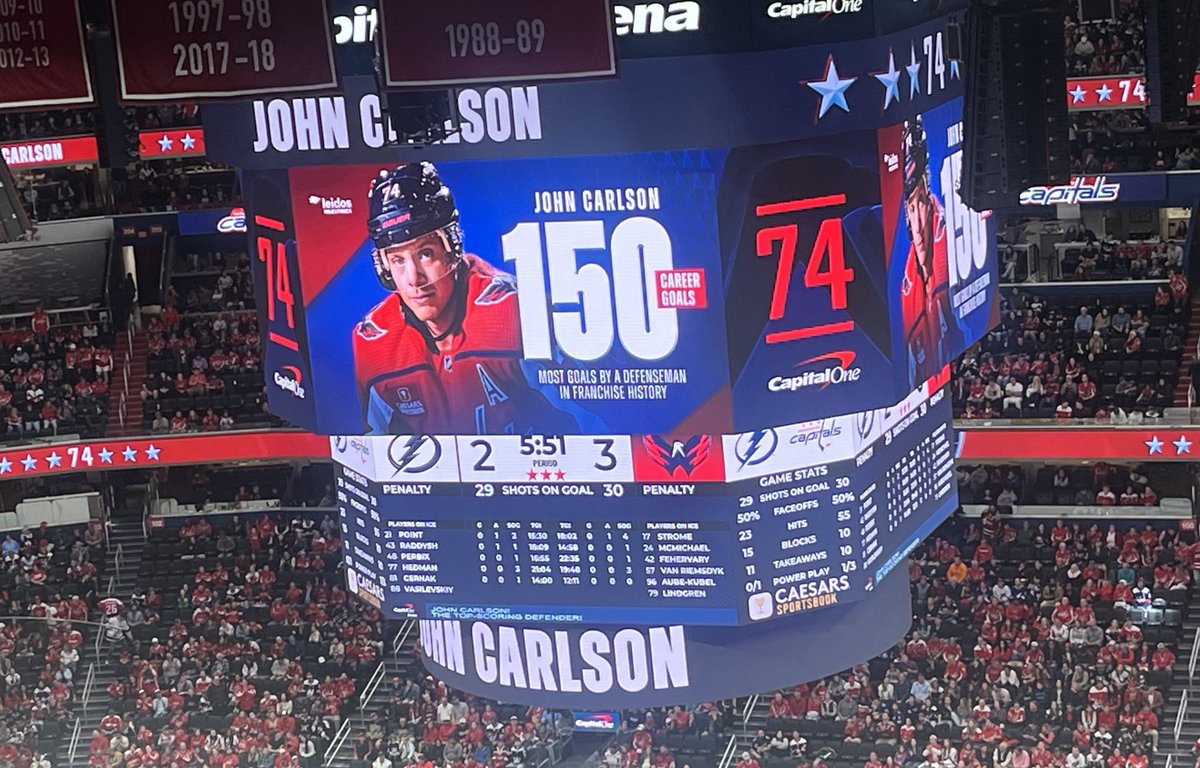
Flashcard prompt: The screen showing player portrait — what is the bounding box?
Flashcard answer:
[251,112,995,437]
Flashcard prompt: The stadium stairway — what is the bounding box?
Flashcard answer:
[1172,290,1200,408]
[58,496,149,768]
[326,619,423,768]
[1157,605,1200,768]
[107,330,149,437]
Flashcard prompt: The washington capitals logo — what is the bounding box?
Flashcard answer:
[643,435,711,477]
[387,435,442,475]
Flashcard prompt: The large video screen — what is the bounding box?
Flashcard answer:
[250,98,995,437]
[332,373,956,627]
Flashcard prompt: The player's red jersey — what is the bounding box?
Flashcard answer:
[900,201,954,385]
[352,256,572,434]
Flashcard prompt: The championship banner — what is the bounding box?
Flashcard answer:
[0,0,94,111]
[377,0,616,88]
[110,0,340,101]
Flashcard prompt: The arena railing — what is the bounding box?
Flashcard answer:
[324,717,352,767]
[80,661,95,714]
[1175,689,1188,749]
[1189,626,1200,683]
[67,717,82,764]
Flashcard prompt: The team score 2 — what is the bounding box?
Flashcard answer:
[0,46,48,68]
[445,19,545,58]
[755,195,855,344]
[503,218,679,362]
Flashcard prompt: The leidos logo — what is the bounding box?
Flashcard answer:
[274,366,306,398]
[1018,176,1121,206]
[768,351,862,392]
[767,0,864,18]
[614,2,700,35]
[308,195,354,215]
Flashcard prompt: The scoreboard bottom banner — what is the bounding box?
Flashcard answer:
[414,568,912,707]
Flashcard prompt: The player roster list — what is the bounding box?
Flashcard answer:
[332,382,957,627]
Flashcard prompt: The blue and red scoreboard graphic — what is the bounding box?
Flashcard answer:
[248,116,995,436]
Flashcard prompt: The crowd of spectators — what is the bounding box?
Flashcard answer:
[0,309,113,441]
[91,513,379,768]
[119,161,240,214]
[140,306,272,434]
[170,249,256,315]
[134,106,202,130]
[1072,111,1200,175]
[739,516,1191,768]
[1055,230,1184,282]
[0,519,107,767]
[1064,0,1146,77]
[956,463,1168,509]
[952,283,1188,421]
[0,111,96,143]
[17,169,101,223]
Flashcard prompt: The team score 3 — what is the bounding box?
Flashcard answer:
[755,194,856,344]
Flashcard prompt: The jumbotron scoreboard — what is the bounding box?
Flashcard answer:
[333,376,955,627]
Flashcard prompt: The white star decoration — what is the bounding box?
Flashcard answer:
[1145,436,1164,455]
[145,445,161,461]
[806,56,857,119]
[0,458,11,474]
[1095,83,1113,102]
[122,446,138,463]
[98,448,113,464]
[46,452,62,469]
[157,135,174,152]
[874,50,902,111]
[20,455,36,471]
[1174,436,1192,455]
[1069,85,1087,103]
[181,134,196,151]
[906,45,922,98]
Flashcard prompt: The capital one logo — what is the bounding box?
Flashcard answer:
[768,351,861,393]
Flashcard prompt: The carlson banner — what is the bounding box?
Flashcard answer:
[203,16,966,169]
[0,136,99,168]
[246,125,994,436]
[415,566,912,707]
[0,0,94,111]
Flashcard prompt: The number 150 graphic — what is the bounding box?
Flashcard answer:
[754,194,855,345]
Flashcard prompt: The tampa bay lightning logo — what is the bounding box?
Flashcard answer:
[643,435,711,477]
[334,436,349,454]
[387,435,442,475]
[734,429,778,470]
[856,411,875,441]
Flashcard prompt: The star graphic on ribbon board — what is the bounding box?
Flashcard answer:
[21,454,37,471]
[1095,83,1113,102]
[157,135,174,152]
[0,458,11,475]
[145,444,161,461]
[47,452,62,469]
[805,55,857,120]
[1174,436,1192,455]
[873,49,902,111]
[122,446,138,462]
[906,44,922,99]
[98,448,114,464]
[1069,84,1088,103]
[180,134,197,151]
[1145,435,1164,455]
